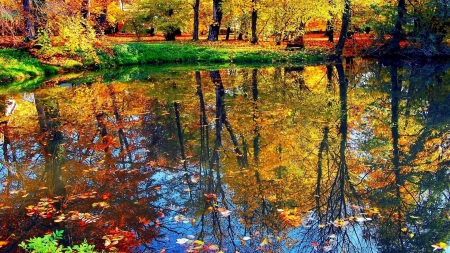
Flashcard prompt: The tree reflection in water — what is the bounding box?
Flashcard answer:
[0,61,449,252]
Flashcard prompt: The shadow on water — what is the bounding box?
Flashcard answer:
[0,60,450,252]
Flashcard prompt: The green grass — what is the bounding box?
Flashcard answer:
[1,42,325,86]
[0,49,59,83]
[107,42,324,66]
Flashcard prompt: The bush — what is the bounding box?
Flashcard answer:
[19,230,96,253]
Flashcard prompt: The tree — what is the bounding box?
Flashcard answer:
[335,0,351,56]
[208,0,223,41]
[22,0,35,40]
[192,0,200,40]
[250,0,258,43]
[124,0,187,41]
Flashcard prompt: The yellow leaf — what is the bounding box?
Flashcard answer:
[194,240,204,245]
[260,238,269,246]
[208,244,219,250]
[432,242,448,250]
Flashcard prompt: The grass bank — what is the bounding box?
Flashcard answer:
[1,41,325,84]
[0,49,59,84]
[102,42,325,66]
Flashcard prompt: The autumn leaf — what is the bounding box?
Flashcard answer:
[432,242,448,251]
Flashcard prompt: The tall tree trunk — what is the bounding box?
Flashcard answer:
[22,0,35,40]
[335,0,351,57]
[391,0,406,51]
[193,0,200,40]
[251,1,258,44]
[208,0,223,41]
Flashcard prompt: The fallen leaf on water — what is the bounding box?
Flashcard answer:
[260,238,269,246]
[219,210,232,217]
[176,238,189,245]
[323,245,333,252]
[432,242,448,251]
[207,244,219,250]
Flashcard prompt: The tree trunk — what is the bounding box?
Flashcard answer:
[208,0,223,41]
[251,3,258,44]
[81,0,90,19]
[193,0,200,40]
[225,26,231,40]
[335,0,351,57]
[391,0,406,51]
[22,0,35,41]
[326,0,335,42]
[326,19,334,42]
[99,7,107,32]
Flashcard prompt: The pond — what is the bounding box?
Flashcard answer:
[0,60,449,253]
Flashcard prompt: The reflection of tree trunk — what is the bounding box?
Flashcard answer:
[95,112,109,152]
[325,63,349,218]
[196,72,210,173]
[35,97,65,196]
[252,69,260,163]
[174,102,187,167]
[337,63,348,217]
[316,127,329,209]
[285,67,309,91]
[209,71,224,191]
[390,65,405,249]
[1,124,12,194]
[109,87,130,154]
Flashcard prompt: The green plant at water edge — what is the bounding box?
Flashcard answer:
[19,230,96,253]
[0,49,59,83]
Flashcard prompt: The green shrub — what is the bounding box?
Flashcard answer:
[19,230,96,253]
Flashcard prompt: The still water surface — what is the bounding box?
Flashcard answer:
[0,60,449,253]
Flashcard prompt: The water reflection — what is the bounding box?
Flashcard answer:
[0,61,449,252]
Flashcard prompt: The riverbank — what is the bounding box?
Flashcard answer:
[1,40,330,85]
[0,49,59,84]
